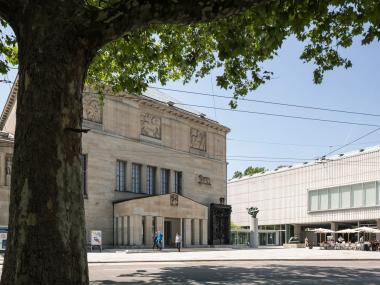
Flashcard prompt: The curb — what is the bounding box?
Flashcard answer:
[86,258,380,264]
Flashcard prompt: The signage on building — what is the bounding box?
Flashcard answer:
[170,193,179,207]
[198,175,211,185]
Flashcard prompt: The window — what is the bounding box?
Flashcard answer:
[309,181,380,212]
[160,169,170,194]
[364,182,376,206]
[329,187,340,209]
[319,189,328,210]
[116,160,126,192]
[174,171,182,194]
[132,163,142,193]
[340,185,351,209]
[309,191,318,211]
[80,154,87,197]
[352,184,363,208]
[147,166,156,195]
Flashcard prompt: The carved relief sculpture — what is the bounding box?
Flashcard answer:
[170,193,179,207]
[83,93,102,123]
[190,128,206,151]
[140,113,161,139]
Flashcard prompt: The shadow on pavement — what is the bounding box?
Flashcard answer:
[90,264,380,284]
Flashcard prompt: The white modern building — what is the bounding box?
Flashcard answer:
[227,146,380,246]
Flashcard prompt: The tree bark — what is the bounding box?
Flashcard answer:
[0,11,93,285]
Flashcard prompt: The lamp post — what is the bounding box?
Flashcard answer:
[247,207,259,248]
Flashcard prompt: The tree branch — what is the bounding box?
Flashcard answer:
[85,0,270,47]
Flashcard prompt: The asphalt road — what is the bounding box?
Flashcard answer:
[88,260,380,285]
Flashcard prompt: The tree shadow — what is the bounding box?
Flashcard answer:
[90,263,380,284]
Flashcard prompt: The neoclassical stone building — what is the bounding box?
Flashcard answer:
[0,81,230,247]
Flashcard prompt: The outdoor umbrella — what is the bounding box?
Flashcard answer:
[312,228,335,244]
[354,227,378,242]
[336,228,356,242]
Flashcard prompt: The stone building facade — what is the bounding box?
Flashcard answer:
[0,82,230,247]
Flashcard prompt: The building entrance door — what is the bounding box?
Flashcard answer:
[164,218,181,247]
[164,221,171,247]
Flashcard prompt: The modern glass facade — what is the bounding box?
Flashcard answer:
[308,181,380,212]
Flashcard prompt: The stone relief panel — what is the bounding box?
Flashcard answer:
[190,128,207,151]
[83,93,102,123]
[140,113,161,139]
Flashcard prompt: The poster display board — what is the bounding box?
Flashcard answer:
[90,230,102,251]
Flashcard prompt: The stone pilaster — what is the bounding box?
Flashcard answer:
[192,219,200,245]
[201,219,208,245]
[184,218,192,247]
[144,216,153,246]
[117,216,123,246]
[133,215,143,246]
[123,216,129,245]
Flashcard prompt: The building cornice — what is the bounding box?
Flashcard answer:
[0,76,18,130]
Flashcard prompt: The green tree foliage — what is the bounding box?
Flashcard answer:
[1,1,380,106]
[232,171,243,179]
[0,18,16,82]
[244,166,267,176]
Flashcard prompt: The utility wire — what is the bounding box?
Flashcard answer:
[171,102,380,128]
[151,86,380,118]
[323,127,380,157]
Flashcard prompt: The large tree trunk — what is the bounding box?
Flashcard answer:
[1,16,92,285]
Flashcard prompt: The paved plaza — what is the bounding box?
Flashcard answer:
[88,260,380,284]
[1,248,380,284]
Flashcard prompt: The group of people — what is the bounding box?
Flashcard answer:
[152,231,182,252]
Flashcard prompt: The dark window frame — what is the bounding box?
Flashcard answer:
[116,160,127,192]
[147,166,156,195]
[132,163,142,193]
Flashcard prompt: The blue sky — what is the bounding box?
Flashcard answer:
[1,36,379,178]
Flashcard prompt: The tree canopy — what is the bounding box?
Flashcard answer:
[232,166,267,178]
[2,1,380,107]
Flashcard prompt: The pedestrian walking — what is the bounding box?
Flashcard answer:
[156,231,163,250]
[152,231,158,250]
[175,232,182,252]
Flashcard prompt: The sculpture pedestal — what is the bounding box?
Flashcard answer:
[249,217,259,248]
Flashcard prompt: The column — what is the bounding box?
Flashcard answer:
[249,217,259,248]
[192,219,200,245]
[123,216,129,245]
[117,217,123,246]
[133,215,143,246]
[113,217,118,246]
[331,222,338,242]
[201,219,208,245]
[184,218,192,247]
[293,224,301,239]
[128,216,134,245]
[144,216,153,246]
[377,220,380,241]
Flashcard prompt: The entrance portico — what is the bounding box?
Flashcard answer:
[113,193,208,247]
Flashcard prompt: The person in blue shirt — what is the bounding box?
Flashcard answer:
[156,231,163,250]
